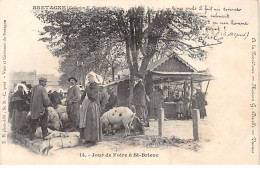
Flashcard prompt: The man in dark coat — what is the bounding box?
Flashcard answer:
[29,78,51,140]
[103,87,118,113]
[149,86,163,120]
[195,88,207,119]
[133,79,147,123]
[66,76,81,131]
[98,85,108,114]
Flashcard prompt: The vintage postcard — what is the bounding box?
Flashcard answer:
[0,0,259,165]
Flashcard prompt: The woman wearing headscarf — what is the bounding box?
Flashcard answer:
[10,85,29,136]
[79,73,102,146]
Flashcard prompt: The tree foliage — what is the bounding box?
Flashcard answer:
[35,6,212,104]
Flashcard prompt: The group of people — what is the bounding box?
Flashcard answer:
[9,73,118,147]
[8,79,50,139]
[147,84,208,120]
[9,84,31,135]
[9,73,207,147]
[65,74,117,146]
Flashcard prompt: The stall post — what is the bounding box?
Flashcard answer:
[158,108,164,137]
[192,109,200,141]
[204,79,210,97]
[190,75,193,98]
[183,81,186,98]
[190,75,199,141]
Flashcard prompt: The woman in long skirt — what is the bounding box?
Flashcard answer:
[10,85,28,136]
[79,73,101,146]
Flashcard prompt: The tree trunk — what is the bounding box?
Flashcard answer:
[129,9,139,75]
[125,36,135,107]
[112,66,115,81]
[138,52,156,78]
[125,37,134,75]
[127,74,134,107]
[102,70,107,84]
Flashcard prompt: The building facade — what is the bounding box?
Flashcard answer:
[9,71,60,91]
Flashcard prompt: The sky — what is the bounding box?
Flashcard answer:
[3,1,61,76]
[2,0,214,78]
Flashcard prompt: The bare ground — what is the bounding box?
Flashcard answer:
[8,118,211,156]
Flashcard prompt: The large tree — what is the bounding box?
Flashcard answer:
[35,6,211,105]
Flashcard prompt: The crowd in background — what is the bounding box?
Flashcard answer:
[8,74,118,147]
[8,74,207,146]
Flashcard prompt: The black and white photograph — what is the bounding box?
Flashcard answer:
[0,0,259,165]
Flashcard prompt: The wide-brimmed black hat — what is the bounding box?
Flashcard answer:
[68,76,77,82]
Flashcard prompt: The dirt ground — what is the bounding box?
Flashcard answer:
[7,118,211,157]
[97,118,211,150]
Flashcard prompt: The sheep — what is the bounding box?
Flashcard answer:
[47,107,62,131]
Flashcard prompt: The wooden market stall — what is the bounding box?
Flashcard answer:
[150,71,212,119]
[104,54,213,119]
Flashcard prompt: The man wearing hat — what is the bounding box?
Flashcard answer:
[66,76,81,131]
[29,77,51,140]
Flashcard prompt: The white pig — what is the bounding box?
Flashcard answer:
[100,107,136,137]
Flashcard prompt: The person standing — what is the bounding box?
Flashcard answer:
[8,90,14,122]
[25,84,32,111]
[29,78,51,140]
[149,86,163,120]
[66,76,81,131]
[174,92,185,119]
[10,85,28,136]
[103,87,118,113]
[133,78,147,124]
[98,85,108,114]
[80,73,101,146]
[183,93,191,120]
[195,88,207,119]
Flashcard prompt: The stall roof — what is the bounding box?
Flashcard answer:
[147,54,208,72]
[103,76,130,87]
[147,56,171,71]
[151,71,214,84]
[104,54,211,86]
